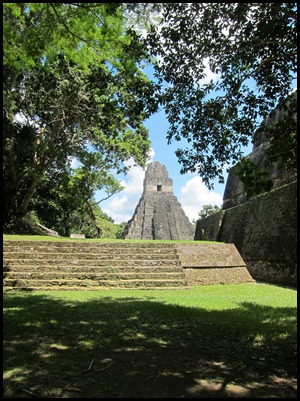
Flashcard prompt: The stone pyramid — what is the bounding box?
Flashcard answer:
[125,162,195,240]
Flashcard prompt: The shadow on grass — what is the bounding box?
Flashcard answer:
[3,292,297,398]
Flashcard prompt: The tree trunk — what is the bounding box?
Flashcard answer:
[86,201,102,238]
[14,177,41,226]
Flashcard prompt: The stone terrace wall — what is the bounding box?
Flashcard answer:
[194,211,225,242]
[175,243,254,286]
[195,181,297,287]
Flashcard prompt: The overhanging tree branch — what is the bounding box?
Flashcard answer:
[49,3,98,50]
[90,191,117,206]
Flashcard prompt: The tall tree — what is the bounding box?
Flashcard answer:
[145,3,297,188]
[198,205,221,220]
[3,3,158,230]
[33,166,123,237]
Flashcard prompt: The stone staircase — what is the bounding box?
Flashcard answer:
[3,241,187,290]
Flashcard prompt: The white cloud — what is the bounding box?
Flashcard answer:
[180,175,223,222]
[103,195,135,224]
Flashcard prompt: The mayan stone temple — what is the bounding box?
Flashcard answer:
[125,162,195,240]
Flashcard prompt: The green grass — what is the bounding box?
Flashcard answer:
[3,284,297,398]
[3,234,215,244]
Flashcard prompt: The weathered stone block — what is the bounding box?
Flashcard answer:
[174,243,254,285]
[194,211,225,241]
[184,267,254,286]
[175,243,246,268]
[70,234,85,239]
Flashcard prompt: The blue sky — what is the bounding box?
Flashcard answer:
[95,63,254,224]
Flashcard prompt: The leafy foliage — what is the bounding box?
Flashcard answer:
[145,3,297,188]
[3,3,159,231]
[3,3,124,75]
[198,205,221,220]
[32,166,123,238]
[235,160,273,198]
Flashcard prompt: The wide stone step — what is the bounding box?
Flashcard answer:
[3,241,177,249]
[3,252,179,261]
[4,285,189,291]
[4,278,186,289]
[3,244,177,255]
[3,240,188,290]
[4,239,254,289]
[4,271,185,280]
[4,264,182,273]
[4,259,181,268]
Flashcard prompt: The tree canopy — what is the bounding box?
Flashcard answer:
[3,3,158,231]
[32,166,123,238]
[145,3,297,188]
[3,3,297,232]
[198,204,221,220]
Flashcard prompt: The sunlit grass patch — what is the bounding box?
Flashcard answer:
[3,284,297,398]
[3,234,216,244]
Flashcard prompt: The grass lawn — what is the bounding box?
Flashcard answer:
[3,284,297,398]
[3,234,215,244]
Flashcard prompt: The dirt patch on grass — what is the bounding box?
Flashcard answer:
[4,344,296,398]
